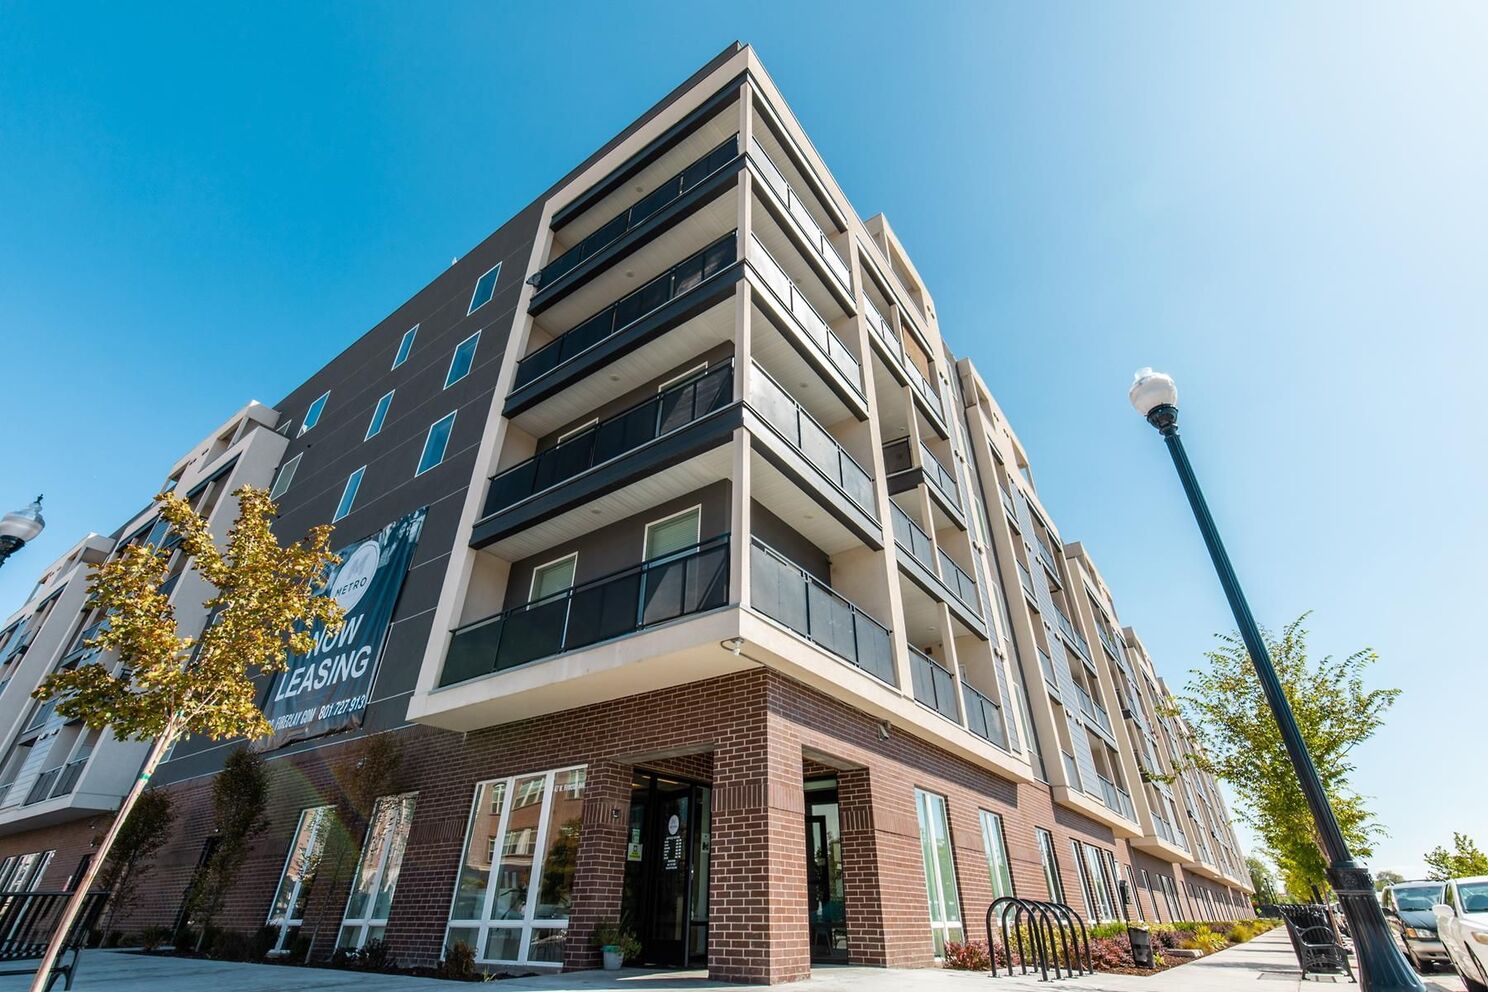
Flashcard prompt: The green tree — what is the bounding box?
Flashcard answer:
[1246,854,1279,905]
[26,487,342,991]
[1177,613,1398,899]
[1424,833,1488,881]
[184,746,271,947]
[97,787,175,937]
[1374,869,1405,892]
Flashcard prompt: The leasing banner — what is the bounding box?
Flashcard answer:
[259,507,426,749]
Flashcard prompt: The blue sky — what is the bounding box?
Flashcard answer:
[2,3,1483,877]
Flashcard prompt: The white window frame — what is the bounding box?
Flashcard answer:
[269,454,302,501]
[555,419,597,445]
[914,788,963,958]
[444,765,586,968]
[298,391,330,437]
[642,505,701,562]
[979,810,1014,900]
[392,325,418,369]
[416,412,457,476]
[445,332,481,388]
[267,806,333,953]
[338,793,417,951]
[467,262,502,314]
[528,553,578,603]
[333,466,366,523]
[365,390,395,441]
[656,362,707,393]
[1037,828,1064,903]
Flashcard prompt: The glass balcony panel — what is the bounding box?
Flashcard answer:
[747,365,876,517]
[919,442,959,507]
[962,681,1008,751]
[747,138,850,291]
[852,613,895,684]
[882,437,913,475]
[909,648,958,723]
[745,237,861,391]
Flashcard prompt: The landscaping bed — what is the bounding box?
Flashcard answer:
[945,917,1281,976]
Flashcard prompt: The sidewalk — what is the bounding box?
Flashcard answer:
[0,929,1462,992]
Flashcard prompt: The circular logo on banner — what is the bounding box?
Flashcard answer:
[331,541,380,611]
[667,814,681,836]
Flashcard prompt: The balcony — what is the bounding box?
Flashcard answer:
[1098,775,1137,822]
[530,135,741,311]
[23,767,62,806]
[749,539,894,686]
[1038,648,1057,686]
[1061,750,1081,789]
[745,137,851,293]
[747,365,876,519]
[861,296,945,425]
[1071,681,1113,735]
[1097,625,1124,661]
[888,502,984,629]
[60,619,109,666]
[512,232,740,401]
[999,486,1018,524]
[22,697,59,735]
[745,235,862,398]
[908,647,958,724]
[962,680,1009,752]
[881,437,962,522]
[474,366,739,553]
[1052,607,1091,661]
[1016,561,1036,601]
[441,536,729,688]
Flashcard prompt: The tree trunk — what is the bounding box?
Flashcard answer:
[28,729,175,992]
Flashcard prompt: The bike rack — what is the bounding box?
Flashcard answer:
[985,897,1091,980]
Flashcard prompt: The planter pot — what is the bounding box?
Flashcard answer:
[602,946,624,971]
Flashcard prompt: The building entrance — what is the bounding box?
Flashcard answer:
[805,777,848,962]
[622,771,711,967]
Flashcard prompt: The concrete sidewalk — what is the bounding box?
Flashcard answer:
[0,929,1462,992]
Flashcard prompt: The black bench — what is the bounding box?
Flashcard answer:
[1275,902,1355,980]
[0,890,109,991]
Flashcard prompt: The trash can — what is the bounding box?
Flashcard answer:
[1128,924,1153,968]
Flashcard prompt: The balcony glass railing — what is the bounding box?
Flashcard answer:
[903,357,943,419]
[936,550,981,615]
[999,486,1017,521]
[880,435,913,476]
[863,294,945,419]
[962,680,1008,751]
[535,135,739,291]
[746,138,850,291]
[1053,607,1091,660]
[23,697,58,734]
[746,236,861,393]
[24,767,61,806]
[1038,648,1057,685]
[49,757,87,801]
[1034,534,1058,573]
[1098,775,1136,821]
[909,647,959,723]
[516,233,737,390]
[64,618,109,661]
[748,366,876,516]
[439,535,730,687]
[889,503,981,616]
[750,539,894,685]
[919,442,959,508]
[1061,750,1081,789]
[1016,561,1035,598]
[484,363,733,519]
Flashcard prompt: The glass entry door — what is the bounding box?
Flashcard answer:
[622,772,711,967]
[805,778,848,962]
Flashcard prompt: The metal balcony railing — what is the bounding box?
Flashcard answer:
[49,757,88,801]
[515,232,737,390]
[533,134,739,291]
[1098,775,1136,821]
[1016,561,1035,598]
[962,680,1009,751]
[888,503,981,616]
[749,365,876,516]
[909,646,959,723]
[1061,750,1081,789]
[1053,607,1091,660]
[1038,648,1057,685]
[439,535,730,688]
[24,767,61,806]
[936,550,980,614]
[750,539,894,685]
[746,138,850,291]
[999,486,1017,521]
[918,441,959,508]
[62,618,109,664]
[860,295,942,418]
[745,235,862,393]
[484,362,733,519]
[23,697,58,734]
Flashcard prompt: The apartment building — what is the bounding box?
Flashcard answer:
[0,42,1251,984]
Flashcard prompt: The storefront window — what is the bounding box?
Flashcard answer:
[979,811,1014,900]
[338,793,417,950]
[914,789,963,956]
[446,766,586,967]
[267,806,333,953]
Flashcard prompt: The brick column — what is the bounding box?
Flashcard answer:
[565,759,631,970]
[836,768,888,966]
[707,690,809,983]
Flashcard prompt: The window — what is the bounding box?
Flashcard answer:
[446,332,481,387]
[914,789,963,956]
[392,325,418,369]
[979,811,1014,900]
[270,452,302,499]
[417,413,456,475]
[1159,874,1181,921]
[339,793,417,951]
[1036,828,1063,903]
[446,766,586,967]
[267,806,333,952]
[334,467,365,522]
[299,391,330,436]
[468,262,502,314]
[529,555,577,602]
[643,507,701,561]
[1073,841,1118,922]
[365,391,395,440]
[1141,869,1161,921]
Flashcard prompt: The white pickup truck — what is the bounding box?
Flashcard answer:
[1432,875,1488,992]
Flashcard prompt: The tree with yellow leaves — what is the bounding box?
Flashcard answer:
[27,486,342,992]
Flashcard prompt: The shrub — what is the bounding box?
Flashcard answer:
[1089,921,1130,940]
[138,925,173,952]
[942,939,992,970]
[207,930,255,961]
[1089,934,1134,970]
[1226,922,1256,944]
[439,940,478,981]
[591,920,642,962]
[1179,925,1228,954]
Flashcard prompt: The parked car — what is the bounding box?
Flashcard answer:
[1383,881,1449,970]
[1433,875,1488,992]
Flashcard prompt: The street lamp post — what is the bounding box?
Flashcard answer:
[1128,369,1421,992]
[0,496,45,570]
